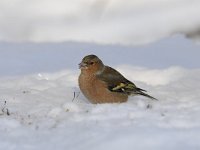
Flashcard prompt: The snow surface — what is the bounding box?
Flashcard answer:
[0,1,200,148]
[0,36,200,150]
[0,65,200,150]
[0,0,200,45]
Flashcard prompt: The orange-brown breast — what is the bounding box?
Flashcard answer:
[79,72,128,104]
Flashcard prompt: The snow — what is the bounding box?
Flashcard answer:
[0,67,200,149]
[1,0,200,149]
[0,0,200,45]
[0,36,200,149]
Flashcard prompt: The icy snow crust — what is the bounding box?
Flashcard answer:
[0,66,200,150]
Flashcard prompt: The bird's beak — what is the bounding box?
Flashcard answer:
[79,62,87,69]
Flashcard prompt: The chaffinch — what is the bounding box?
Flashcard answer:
[78,54,157,104]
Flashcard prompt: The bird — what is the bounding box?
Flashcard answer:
[78,54,157,104]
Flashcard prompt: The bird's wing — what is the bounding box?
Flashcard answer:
[96,66,157,100]
[96,66,146,94]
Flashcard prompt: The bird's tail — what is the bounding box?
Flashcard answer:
[135,89,157,100]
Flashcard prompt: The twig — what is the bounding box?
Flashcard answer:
[72,92,76,102]
[72,91,80,102]
[1,100,10,116]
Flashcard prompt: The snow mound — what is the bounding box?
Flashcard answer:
[117,66,187,86]
[0,0,200,45]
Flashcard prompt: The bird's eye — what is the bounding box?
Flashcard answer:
[90,62,94,65]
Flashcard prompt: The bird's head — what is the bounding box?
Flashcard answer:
[79,54,104,74]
